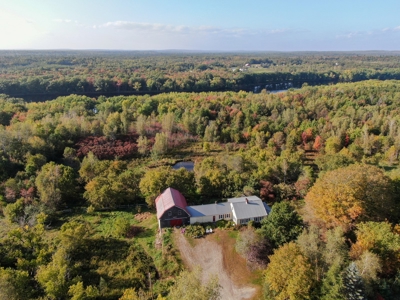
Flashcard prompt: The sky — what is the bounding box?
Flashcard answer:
[1,0,400,51]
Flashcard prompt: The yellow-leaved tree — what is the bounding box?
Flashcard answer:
[264,242,315,300]
[350,221,400,277]
[305,164,396,230]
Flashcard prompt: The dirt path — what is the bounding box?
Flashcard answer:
[174,230,257,300]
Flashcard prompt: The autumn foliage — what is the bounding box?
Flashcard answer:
[350,222,400,277]
[305,164,396,230]
[76,135,139,159]
[265,242,315,299]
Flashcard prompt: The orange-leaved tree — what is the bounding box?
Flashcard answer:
[305,164,395,230]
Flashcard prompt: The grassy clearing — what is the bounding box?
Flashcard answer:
[72,208,183,294]
[55,208,181,291]
[228,230,238,239]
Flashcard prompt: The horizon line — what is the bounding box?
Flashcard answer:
[1,49,400,53]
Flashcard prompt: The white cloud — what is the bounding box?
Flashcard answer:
[101,21,226,35]
[336,26,400,39]
[336,31,361,39]
[53,19,84,26]
[380,26,400,33]
[98,21,292,37]
[53,19,72,23]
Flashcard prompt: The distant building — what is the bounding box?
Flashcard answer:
[155,188,271,229]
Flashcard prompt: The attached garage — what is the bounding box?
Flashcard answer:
[186,202,232,224]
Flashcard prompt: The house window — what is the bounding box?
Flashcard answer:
[168,211,172,216]
[178,210,182,216]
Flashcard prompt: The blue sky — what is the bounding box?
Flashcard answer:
[1,0,400,51]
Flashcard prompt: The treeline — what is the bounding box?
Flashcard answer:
[0,80,400,298]
[2,51,400,96]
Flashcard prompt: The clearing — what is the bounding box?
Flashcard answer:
[174,229,261,300]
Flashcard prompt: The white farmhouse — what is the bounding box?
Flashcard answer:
[155,188,271,228]
[227,196,271,225]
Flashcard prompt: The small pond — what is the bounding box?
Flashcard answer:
[172,161,194,171]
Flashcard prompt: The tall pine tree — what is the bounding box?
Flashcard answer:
[343,262,366,300]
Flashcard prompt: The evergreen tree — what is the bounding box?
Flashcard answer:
[259,201,303,248]
[343,262,367,300]
[321,263,346,300]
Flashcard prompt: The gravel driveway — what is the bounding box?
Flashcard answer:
[174,230,257,300]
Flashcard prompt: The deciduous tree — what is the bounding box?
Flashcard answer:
[305,164,396,230]
[35,162,76,210]
[0,268,33,300]
[235,227,272,269]
[350,221,400,277]
[264,242,315,300]
[139,166,195,206]
[36,247,76,299]
[168,267,221,300]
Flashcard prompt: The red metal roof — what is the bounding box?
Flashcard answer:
[155,187,189,219]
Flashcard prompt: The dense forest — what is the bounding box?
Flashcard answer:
[0,64,400,299]
[2,51,400,98]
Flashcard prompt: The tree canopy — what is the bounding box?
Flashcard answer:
[305,164,397,229]
[264,242,315,300]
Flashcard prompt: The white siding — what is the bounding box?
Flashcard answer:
[190,216,214,224]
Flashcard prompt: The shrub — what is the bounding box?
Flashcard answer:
[114,216,131,237]
[185,224,205,238]
[126,226,144,238]
[86,205,95,214]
